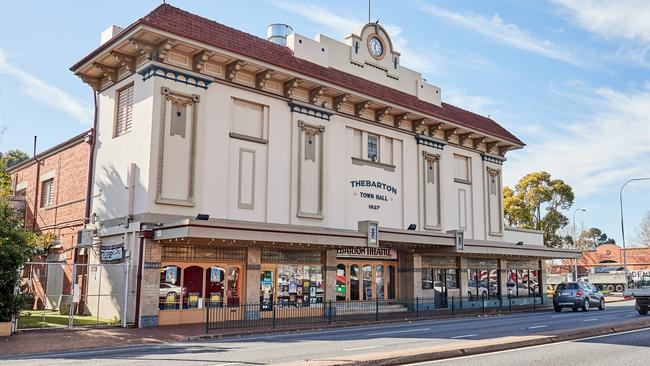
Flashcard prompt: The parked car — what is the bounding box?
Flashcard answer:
[467,280,488,298]
[553,281,605,312]
[159,283,186,299]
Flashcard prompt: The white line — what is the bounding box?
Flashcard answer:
[450,334,478,339]
[625,314,636,317]
[368,328,430,336]
[402,327,650,365]
[344,345,381,351]
[583,318,599,322]
[528,325,547,329]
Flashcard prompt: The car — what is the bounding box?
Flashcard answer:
[159,283,186,299]
[467,280,488,298]
[553,281,605,312]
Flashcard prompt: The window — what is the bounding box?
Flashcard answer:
[40,179,54,208]
[232,99,265,139]
[367,134,379,162]
[276,265,324,307]
[454,154,470,182]
[115,84,134,137]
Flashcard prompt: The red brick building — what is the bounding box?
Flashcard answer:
[8,130,93,309]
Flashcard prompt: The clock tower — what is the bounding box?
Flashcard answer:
[346,23,401,79]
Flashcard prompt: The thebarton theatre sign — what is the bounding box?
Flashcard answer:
[336,247,398,260]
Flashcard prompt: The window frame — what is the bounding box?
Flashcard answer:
[453,154,471,184]
[113,82,135,138]
[367,133,380,162]
[40,178,54,208]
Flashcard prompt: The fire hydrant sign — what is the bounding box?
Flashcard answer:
[100,244,124,262]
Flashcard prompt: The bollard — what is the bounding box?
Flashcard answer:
[328,300,333,325]
[376,298,379,321]
[482,294,485,313]
[416,297,419,318]
[451,296,455,316]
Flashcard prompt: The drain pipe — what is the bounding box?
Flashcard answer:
[31,136,40,231]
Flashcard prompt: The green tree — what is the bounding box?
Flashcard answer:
[0,149,29,168]
[0,158,12,198]
[575,227,615,249]
[0,200,37,322]
[503,171,575,248]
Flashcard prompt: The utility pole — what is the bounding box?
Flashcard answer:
[573,208,587,281]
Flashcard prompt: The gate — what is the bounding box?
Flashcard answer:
[17,262,137,331]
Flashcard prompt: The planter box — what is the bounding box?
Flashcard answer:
[0,322,12,337]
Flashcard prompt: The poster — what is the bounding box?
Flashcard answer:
[210,267,222,283]
[165,267,177,284]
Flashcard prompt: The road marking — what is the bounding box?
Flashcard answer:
[584,318,599,322]
[368,328,430,336]
[528,325,547,329]
[344,345,381,351]
[625,314,636,317]
[403,327,650,365]
[450,334,478,339]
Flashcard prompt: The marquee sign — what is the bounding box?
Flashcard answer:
[336,247,397,260]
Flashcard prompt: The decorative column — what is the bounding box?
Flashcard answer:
[245,247,261,304]
[324,250,337,302]
[499,259,508,300]
[399,252,423,300]
[140,239,161,327]
[458,257,468,300]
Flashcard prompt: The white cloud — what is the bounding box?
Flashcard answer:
[551,0,650,42]
[269,0,445,76]
[418,2,586,67]
[443,89,496,116]
[504,83,650,196]
[0,49,92,125]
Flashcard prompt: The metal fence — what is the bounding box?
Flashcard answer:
[206,295,550,333]
[17,262,137,331]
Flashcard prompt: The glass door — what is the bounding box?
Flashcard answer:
[433,269,447,308]
[336,264,347,301]
[350,265,360,300]
[260,269,274,311]
[362,265,373,300]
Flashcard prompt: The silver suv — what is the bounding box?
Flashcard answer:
[553,281,605,312]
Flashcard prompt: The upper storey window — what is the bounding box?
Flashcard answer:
[41,179,54,208]
[114,83,134,137]
[231,98,266,141]
[367,134,379,162]
[454,154,470,183]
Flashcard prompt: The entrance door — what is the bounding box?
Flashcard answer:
[260,269,274,310]
[433,269,447,308]
[336,261,397,301]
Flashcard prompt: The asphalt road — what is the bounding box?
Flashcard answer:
[413,327,650,366]
[1,300,643,366]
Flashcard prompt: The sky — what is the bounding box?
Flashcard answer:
[0,0,649,245]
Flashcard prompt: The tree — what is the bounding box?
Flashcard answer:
[0,200,37,322]
[0,149,29,168]
[575,227,616,249]
[0,158,12,198]
[634,211,650,247]
[503,171,575,248]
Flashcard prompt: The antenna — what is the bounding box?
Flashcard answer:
[368,0,371,24]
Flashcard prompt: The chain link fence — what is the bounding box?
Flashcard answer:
[17,262,137,331]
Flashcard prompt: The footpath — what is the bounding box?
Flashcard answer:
[0,296,634,359]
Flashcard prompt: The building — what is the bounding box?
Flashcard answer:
[70,4,579,327]
[8,130,93,310]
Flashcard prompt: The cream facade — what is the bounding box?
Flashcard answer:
[71,4,579,327]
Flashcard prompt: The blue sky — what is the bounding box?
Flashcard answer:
[1,0,649,244]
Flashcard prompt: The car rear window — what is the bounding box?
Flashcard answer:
[556,283,579,290]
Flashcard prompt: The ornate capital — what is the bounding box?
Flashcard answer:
[193,50,214,72]
[298,120,325,133]
[444,127,459,141]
[472,137,486,150]
[309,86,326,105]
[412,118,425,133]
[375,107,390,123]
[284,78,301,98]
[255,69,275,89]
[333,94,349,112]
[422,151,441,162]
[458,132,472,145]
[110,51,136,73]
[354,101,371,117]
[93,63,118,83]
[226,60,245,81]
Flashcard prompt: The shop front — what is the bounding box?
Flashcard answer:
[421,256,460,307]
[158,243,246,325]
[335,247,398,301]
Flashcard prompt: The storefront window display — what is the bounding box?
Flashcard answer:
[227,266,241,307]
[375,265,384,300]
[422,257,459,291]
[362,265,372,300]
[467,258,499,300]
[160,265,183,310]
[182,266,203,309]
[350,265,360,301]
[205,266,225,307]
[276,265,323,307]
[336,264,346,301]
[507,260,541,297]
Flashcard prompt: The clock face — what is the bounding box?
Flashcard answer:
[368,37,383,58]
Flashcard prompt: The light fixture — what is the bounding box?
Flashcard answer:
[195,214,210,220]
[407,224,416,230]
[515,241,524,246]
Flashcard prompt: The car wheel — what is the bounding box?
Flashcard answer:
[582,299,590,312]
[554,306,562,312]
[572,307,578,312]
[606,285,615,292]
[598,298,605,311]
[615,284,624,292]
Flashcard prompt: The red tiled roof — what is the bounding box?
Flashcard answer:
[74,4,524,146]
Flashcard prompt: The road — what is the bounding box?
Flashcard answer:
[411,327,650,366]
[1,301,643,365]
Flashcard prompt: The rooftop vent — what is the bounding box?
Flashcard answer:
[266,24,293,46]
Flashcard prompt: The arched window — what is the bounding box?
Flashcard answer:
[205,267,225,307]
[160,265,182,310]
[183,266,203,309]
[227,267,241,307]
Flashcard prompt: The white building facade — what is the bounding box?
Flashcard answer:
[72,4,579,327]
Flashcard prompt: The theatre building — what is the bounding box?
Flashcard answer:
[71,4,579,327]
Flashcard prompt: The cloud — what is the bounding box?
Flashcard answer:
[443,88,497,116]
[504,83,650,197]
[0,49,92,125]
[418,2,586,67]
[269,0,445,76]
[551,0,650,42]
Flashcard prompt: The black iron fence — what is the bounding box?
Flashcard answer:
[206,295,551,333]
